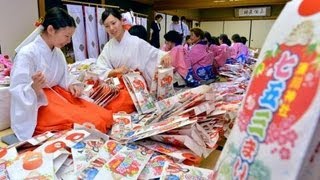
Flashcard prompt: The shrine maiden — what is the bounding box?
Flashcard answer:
[95,8,171,88]
[10,7,113,140]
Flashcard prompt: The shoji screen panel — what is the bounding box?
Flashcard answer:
[224,20,250,43]
[251,20,275,49]
[200,21,223,37]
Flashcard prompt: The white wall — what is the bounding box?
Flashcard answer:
[166,14,173,33]
[251,20,275,49]
[200,20,275,49]
[0,0,38,57]
[159,13,166,47]
[200,21,223,37]
[224,20,251,43]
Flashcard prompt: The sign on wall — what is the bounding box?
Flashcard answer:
[235,7,271,17]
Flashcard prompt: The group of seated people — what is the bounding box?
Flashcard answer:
[128,25,250,87]
[9,7,250,141]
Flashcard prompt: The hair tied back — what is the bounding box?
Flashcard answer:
[34,17,44,27]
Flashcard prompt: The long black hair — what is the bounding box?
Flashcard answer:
[101,8,122,22]
[129,25,148,41]
[231,34,242,43]
[219,34,231,46]
[42,7,76,31]
[241,36,248,45]
[204,31,213,46]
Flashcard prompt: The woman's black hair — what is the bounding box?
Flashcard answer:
[101,8,122,22]
[219,34,231,46]
[129,25,148,41]
[42,7,76,31]
[164,30,183,45]
[204,31,213,45]
[231,34,242,43]
[241,36,248,45]
[212,36,220,45]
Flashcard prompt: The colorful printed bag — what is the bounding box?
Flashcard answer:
[213,0,320,179]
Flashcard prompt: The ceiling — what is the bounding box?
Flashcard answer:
[130,0,289,10]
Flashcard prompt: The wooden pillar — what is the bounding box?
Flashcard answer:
[38,0,46,18]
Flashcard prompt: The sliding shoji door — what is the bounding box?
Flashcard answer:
[250,20,275,49]
[224,20,251,44]
[200,21,224,37]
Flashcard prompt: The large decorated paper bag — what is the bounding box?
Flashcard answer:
[123,72,156,114]
[150,66,175,100]
[213,0,320,179]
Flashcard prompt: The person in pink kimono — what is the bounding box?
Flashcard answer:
[185,28,216,83]
[231,34,249,63]
[183,35,192,51]
[218,34,234,64]
[241,36,250,61]
[163,31,199,87]
[204,32,223,69]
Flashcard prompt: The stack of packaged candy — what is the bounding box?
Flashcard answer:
[0,65,253,179]
[0,126,216,179]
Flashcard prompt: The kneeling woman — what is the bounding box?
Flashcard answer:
[185,28,216,83]
[163,30,199,87]
[10,7,113,140]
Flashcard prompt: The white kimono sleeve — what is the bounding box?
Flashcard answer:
[56,50,80,89]
[9,52,47,140]
[95,44,114,80]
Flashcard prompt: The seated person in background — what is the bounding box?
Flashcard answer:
[10,7,113,140]
[183,35,192,50]
[95,8,171,113]
[163,31,198,87]
[219,34,232,46]
[206,35,220,53]
[208,35,230,68]
[241,36,249,55]
[212,36,220,46]
[241,36,248,46]
[129,25,148,41]
[204,31,214,47]
[206,33,227,69]
[218,34,233,65]
[163,30,183,51]
[231,34,249,63]
[185,28,217,83]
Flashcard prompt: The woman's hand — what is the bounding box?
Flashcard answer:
[69,84,84,97]
[161,54,172,67]
[116,65,129,74]
[31,71,46,95]
[108,65,129,77]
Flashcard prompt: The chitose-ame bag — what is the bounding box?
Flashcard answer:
[123,72,156,114]
[150,66,175,101]
[213,0,320,179]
